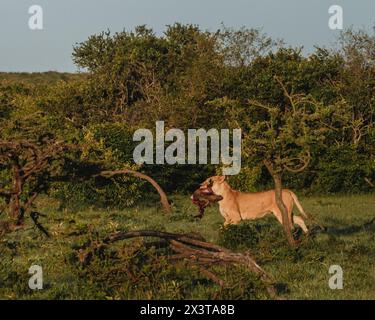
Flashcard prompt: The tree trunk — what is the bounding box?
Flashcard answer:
[264,160,295,247]
[9,159,22,222]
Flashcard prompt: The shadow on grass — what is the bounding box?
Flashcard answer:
[324,217,375,236]
[275,282,290,295]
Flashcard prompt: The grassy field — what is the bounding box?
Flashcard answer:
[0,193,374,300]
[0,72,84,84]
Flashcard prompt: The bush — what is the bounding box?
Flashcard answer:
[68,237,270,299]
[218,216,311,264]
[51,176,143,211]
[311,146,375,194]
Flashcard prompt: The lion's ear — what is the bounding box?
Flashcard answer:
[218,175,226,183]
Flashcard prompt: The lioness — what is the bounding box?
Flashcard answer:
[200,175,308,233]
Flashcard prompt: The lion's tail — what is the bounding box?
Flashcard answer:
[290,191,308,218]
[290,191,326,230]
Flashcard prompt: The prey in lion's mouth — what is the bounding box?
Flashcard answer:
[191,186,223,219]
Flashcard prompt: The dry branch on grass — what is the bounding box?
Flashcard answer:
[78,230,280,299]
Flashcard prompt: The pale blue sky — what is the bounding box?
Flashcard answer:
[0,0,374,72]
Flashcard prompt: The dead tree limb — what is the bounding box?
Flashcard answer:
[364,177,374,188]
[79,230,280,299]
[195,265,227,287]
[98,169,172,214]
[30,211,50,238]
[0,139,72,233]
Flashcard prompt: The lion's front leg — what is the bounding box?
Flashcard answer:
[219,208,230,226]
[221,209,241,226]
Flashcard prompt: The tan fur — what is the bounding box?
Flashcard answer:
[200,176,308,233]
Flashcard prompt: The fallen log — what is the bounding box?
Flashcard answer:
[78,230,280,299]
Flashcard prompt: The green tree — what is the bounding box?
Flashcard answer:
[217,49,332,245]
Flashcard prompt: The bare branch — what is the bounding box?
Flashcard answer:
[98,169,172,214]
[283,151,311,173]
[247,99,273,111]
[79,229,280,299]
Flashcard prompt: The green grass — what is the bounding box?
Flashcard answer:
[0,194,374,300]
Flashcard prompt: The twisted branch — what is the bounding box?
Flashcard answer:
[97,169,172,214]
[79,230,280,299]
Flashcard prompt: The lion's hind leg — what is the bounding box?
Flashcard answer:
[271,207,292,229]
[293,215,308,233]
